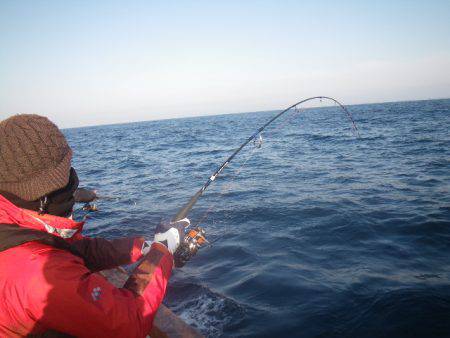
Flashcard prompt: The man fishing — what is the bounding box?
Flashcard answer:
[0,114,188,337]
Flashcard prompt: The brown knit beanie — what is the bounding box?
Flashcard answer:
[0,114,72,201]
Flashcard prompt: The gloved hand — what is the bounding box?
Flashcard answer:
[153,218,190,255]
[74,188,97,203]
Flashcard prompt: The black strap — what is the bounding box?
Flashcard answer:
[0,223,84,261]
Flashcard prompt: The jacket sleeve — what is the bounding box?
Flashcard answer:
[29,242,172,338]
[70,236,145,271]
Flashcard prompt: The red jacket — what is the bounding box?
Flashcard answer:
[0,195,173,337]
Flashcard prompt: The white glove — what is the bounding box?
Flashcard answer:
[153,218,190,254]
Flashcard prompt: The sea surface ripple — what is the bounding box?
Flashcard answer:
[65,99,450,337]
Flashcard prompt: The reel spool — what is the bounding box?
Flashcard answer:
[174,227,207,267]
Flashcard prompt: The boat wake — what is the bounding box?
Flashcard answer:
[165,281,245,337]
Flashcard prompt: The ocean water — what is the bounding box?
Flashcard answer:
[65,99,450,337]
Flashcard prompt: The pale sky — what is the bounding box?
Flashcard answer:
[1,0,449,128]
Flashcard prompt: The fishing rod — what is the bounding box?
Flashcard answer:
[172,96,359,266]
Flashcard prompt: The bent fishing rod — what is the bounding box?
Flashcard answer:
[172,96,359,266]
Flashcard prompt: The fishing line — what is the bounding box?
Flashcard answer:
[195,103,307,244]
[172,97,360,265]
[193,141,262,245]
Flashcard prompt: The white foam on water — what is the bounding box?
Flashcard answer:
[173,292,236,337]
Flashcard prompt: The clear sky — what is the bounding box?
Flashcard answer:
[1,0,449,128]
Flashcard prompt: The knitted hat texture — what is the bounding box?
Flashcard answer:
[0,114,72,201]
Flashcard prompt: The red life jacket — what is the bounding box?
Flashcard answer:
[0,194,173,338]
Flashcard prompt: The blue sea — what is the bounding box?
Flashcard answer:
[65,98,450,337]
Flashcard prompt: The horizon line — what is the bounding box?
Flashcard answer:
[62,96,449,130]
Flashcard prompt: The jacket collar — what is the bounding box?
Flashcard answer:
[0,194,84,239]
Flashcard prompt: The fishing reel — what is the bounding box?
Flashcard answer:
[82,203,98,212]
[174,226,207,267]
